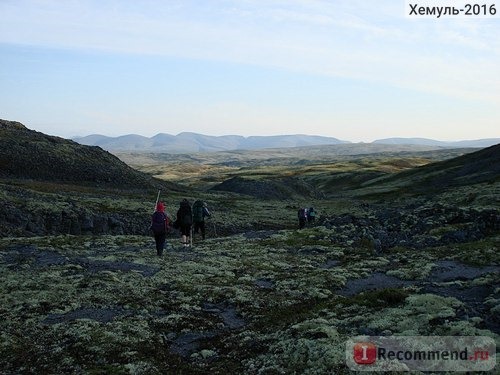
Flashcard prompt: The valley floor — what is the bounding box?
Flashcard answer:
[1,224,498,374]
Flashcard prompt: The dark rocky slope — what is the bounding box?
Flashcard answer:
[0,119,181,191]
[0,119,187,237]
[320,203,499,253]
[361,143,500,194]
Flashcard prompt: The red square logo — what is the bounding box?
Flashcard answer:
[353,342,377,365]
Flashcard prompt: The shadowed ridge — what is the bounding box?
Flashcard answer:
[0,119,184,192]
[362,143,500,193]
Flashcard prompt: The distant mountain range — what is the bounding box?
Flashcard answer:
[73,133,499,153]
[73,132,348,153]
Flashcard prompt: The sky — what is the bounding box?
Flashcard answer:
[0,0,499,142]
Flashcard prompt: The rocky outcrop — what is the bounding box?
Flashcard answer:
[320,204,500,252]
[0,202,150,237]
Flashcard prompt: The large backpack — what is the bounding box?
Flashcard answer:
[192,200,204,222]
[151,211,166,233]
[298,208,307,219]
[179,201,193,226]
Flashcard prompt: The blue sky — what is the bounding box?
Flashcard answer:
[0,0,499,142]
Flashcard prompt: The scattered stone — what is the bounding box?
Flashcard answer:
[202,302,246,329]
[319,259,340,269]
[169,332,216,358]
[254,278,275,289]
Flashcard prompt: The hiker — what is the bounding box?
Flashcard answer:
[192,200,211,240]
[307,207,316,223]
[298,208,307,229]
[151,201,170,256]
[176,198,193,247]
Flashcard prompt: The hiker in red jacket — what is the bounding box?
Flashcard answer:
[151,201,169,256]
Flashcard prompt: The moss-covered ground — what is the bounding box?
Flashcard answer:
[1,225,498,374]
[1,146,499,373]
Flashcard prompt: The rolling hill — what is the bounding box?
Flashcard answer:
[359,142,500,195]
[0,119,181,191]
[373,137,500,148]
[197,142,499,200]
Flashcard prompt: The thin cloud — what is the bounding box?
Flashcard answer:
[0,0,498,105]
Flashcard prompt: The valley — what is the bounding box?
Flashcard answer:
[0,120,498,373]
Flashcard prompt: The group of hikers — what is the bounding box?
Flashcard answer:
[150,198,211,256]
[150,196,318,256]
[297,207,316,229]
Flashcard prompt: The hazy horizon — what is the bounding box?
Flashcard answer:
[69,129,499,145]
[1,1,499,142]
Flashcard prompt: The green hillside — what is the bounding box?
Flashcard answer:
[358,143,500,197]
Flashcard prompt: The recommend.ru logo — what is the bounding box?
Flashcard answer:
[346,336,496,372]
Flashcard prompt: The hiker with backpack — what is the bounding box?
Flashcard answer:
[192,200,211,240]
[176,198,193,248]
[307,207,316,223]
[150,201,171,256]
[298,208,307,229]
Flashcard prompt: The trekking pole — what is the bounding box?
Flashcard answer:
[211,212,217,237]
[190,226,193,247]
[154,189,161,212]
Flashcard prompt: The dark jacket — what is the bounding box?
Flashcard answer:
[151,211,168,234]
[177,200,193,226]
